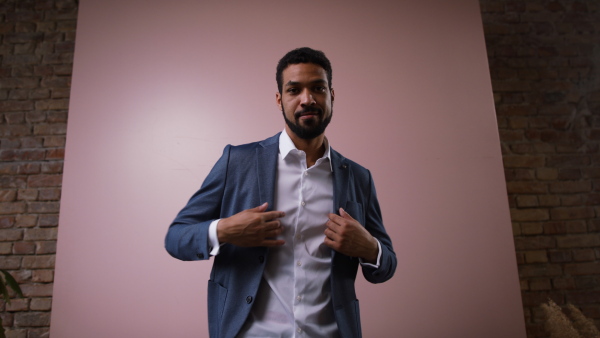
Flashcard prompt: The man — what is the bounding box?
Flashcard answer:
[165,47,396,338]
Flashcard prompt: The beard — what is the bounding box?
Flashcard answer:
[282,106,332,140]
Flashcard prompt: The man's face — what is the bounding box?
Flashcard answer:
[276,63,334,140]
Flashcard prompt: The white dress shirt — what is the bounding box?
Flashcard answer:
[208,130,381,337]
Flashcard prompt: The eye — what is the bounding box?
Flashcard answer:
[314,86,326,93]
[287,88,299,94]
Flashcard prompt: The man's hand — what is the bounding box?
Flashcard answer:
[217,203,285,247]
[324,208,378,263]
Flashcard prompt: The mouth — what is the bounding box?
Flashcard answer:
[295,107,322,120]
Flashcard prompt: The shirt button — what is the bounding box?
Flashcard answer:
[246,296,253,304]
[296,295,302,301]
[297,261,302,266]
[301,201,305,206]
[297,328,302,333]
[304,171,308,176]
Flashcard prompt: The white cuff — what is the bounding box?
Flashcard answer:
[359,238,382,269]
[208,219,221,256]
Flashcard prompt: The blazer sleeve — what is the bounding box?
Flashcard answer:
[360,170,397,284]
[164,145,231,261]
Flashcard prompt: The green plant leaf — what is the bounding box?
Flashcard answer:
[0,270,23,298]
[0,315,6,338]
[0,276,9,304]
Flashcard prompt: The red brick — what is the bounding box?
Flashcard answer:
[0,242,12,254]
[548,250,572,263]
[21,255,55,269]
[20,284,53,298]
[16,189,37,201]
[524,250,548,263]
[31,270,53,283]
[32,123,67,136]
[546,155,591,167]
[0,190,16,202]
[40,162,62,174]
[566,290,600,304]
[573,249,596,262]
[521,222,544,235]
[45,148,64,160]
[0,216,15,228]
[503,155,545,168]
[550,207,595,220]
[553,277,576,290]
[38,214,58,227]
[13,241,35,254]
[15,215,37,228]
[27,202,59,213]
[506,181,548,194]
[0,256,22,269]
[564,263,600,276]
[529,278,552,291]
[6,299,29,312]
[0,229,23,241]
[539,195,560,207]
[27,175,62,188]
[38,188,60,201]
[549,181,592,193]
[536,168,558,180]
[23,228,57,241]
[519,264,563,278]
[29,298,52,311]
[35,241,56,254]
[511,208,549,221]
[515,236,555,250]
[14,312,50,327]
[516,195,539,207]
[556,234,600,249]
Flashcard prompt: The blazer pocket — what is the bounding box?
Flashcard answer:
[344,201,365,226]
[207,280,228,337]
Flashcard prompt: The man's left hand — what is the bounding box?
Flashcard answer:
[324,208,378,264]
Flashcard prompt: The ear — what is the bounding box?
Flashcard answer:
[330,88,335,104]
[275,92,282,110]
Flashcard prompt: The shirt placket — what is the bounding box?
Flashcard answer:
[293,152,308,336]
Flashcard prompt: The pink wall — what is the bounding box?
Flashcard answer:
[51,0,526,336]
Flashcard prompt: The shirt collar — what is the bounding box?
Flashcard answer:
[279,130,332,172]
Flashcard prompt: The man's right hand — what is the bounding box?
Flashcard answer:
[217,202,285,247]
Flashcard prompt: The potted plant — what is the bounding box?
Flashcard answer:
[0,270,23,338]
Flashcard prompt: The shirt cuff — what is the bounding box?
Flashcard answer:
[208,219,221,256]
[359,238,382,269]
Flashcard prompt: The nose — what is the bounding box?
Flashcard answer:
[300,89,316,106]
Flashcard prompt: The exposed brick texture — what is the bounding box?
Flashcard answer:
[481,0,600,336]
[0,0,598,337]
[0,0,77,336]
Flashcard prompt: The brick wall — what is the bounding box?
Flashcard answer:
[480,0,600,337]
[0,0,77,337]
[0,0,598,337]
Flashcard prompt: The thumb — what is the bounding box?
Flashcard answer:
[254,202,268,212]
[339,208,355,220]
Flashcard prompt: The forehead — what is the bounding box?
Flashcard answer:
[282,63,328,85]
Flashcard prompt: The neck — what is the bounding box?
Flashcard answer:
[285,127,326,167]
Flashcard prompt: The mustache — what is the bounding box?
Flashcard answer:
[294,106,322,119]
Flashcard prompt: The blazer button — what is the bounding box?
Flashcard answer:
[246,296,253,304]
[258,255,264,263]
[196,253,204,259]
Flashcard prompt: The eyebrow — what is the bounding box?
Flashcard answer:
[284,79,328,87]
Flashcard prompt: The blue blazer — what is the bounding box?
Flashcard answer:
[165,133,396,338]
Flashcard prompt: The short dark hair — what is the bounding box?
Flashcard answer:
[276,47,332,94]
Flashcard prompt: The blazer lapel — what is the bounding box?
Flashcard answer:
[256,133,280,211]
[330,148,351,263]
[331,148,349,213]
